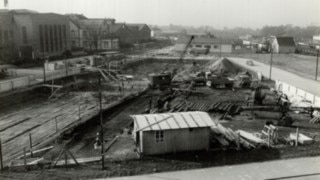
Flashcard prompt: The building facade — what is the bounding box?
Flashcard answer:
[0,10,71,60]
[271,36,296,54]
[175,36,234,54]
[67,15,120,51]
[131,111,215,155]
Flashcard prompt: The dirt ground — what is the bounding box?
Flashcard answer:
[231,53,320,81]
[1,60,320,179]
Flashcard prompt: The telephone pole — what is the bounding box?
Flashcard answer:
[315,49,319,81]
[269,46,273,80]
[98,74,105,169]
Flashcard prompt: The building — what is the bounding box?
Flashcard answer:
[126,23,151,42]
[0,9,71,60]
[67,14,119,51]
[174,36,234,54]
[271,36,296,54]
[131,111,216,155]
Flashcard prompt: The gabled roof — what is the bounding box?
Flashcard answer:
[176,36,234,45]
[131,111,216,131]
[109,23,127,33]
[276,36,295,47]
[126,23,148,31]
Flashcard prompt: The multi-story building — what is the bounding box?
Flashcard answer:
[67,14,119,51]
[67,14,151,50]
[0,9,71,60]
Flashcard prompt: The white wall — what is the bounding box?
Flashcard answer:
[276,80,320,107]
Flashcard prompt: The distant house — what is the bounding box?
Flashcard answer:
[126,23,151,42]
[131,111,215,155]
[271,36,296,53]
[174,36,234,54]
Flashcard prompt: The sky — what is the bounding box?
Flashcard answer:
[1,0,320,29]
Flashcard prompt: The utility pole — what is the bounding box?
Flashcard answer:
[315,49,319,81]
[219,38,222,58]
[98,74,105,169]
[269,46,273,80]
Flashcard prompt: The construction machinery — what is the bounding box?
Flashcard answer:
[206,75,234,88]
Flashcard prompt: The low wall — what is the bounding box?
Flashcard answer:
[275,80,320,107]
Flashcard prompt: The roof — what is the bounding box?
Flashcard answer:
[126,23,148,31]
[131,111,216,131]
[0,9,38,14]
[276,36,296,47]
[176,36,233,45]
[109,23,127,33]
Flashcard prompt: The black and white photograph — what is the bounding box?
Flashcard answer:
[0,0,320,179]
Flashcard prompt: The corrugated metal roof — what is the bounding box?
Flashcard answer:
[131,111,216,131]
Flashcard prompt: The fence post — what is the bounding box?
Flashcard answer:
[29,134,33,157]
[0,138,3,170]
[295,128,299,146]
[23,148,27,170]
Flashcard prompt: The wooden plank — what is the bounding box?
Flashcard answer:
[237,130,266,144]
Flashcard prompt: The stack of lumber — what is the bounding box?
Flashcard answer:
[210,124,256,150]
[236,130,267,147]
[309,116,320,124]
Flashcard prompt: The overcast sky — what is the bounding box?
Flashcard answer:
[1,0,320,29]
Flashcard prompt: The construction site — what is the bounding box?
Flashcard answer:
[0,49,319,179]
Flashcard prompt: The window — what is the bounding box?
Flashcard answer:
[113,40,118,49]
[44,25,49,52]
[71,30,76,37]
[205,45,211,49]
[214,45,219,49]
[104,41,110,49]
[83,41,88,47]
[22,26,27,44]
[195,45,202,48]
[49,25,54,52]
[72,41,76,46]
[155,131,164,142]
[58,25,62,50]
[54,25,58,51]
[39,25,44,52]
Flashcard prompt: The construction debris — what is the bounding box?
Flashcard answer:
[289,133,313,145]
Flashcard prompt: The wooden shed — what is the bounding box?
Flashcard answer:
[131,111,216,155]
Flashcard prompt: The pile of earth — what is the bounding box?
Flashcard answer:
[208,58,242,76]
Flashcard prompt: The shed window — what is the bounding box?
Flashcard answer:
[155,131,164,142]
[214,45,219,49]
[195,45,202,48]
[204,45,211,49]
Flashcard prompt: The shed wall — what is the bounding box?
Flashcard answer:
[140,127,210,155]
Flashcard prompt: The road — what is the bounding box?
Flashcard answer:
[104,156,320,180]
[227,57,320,98]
